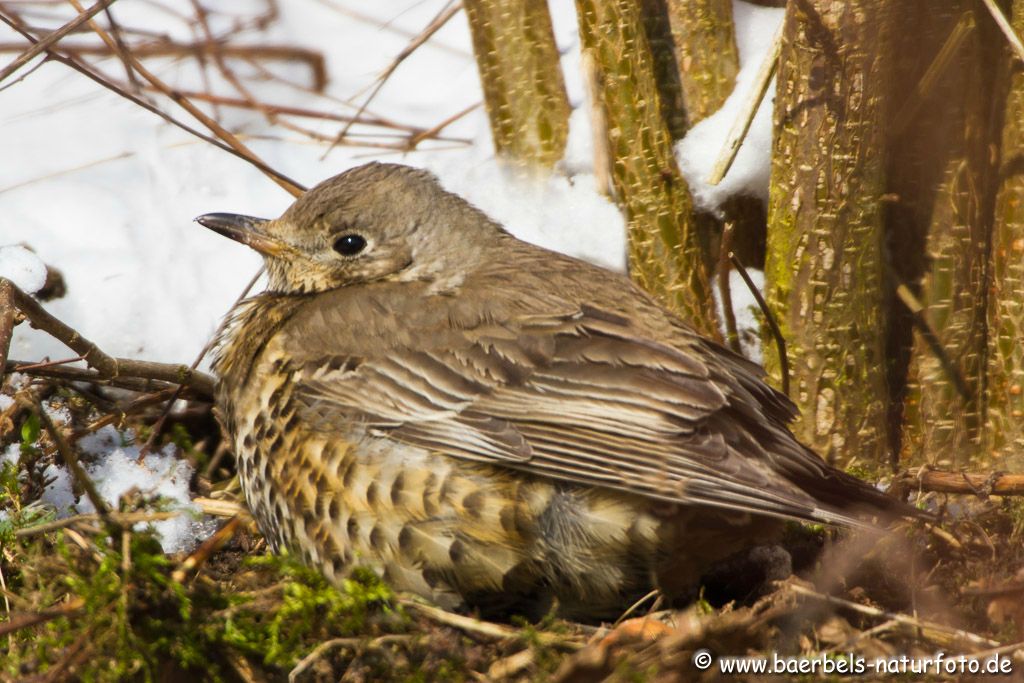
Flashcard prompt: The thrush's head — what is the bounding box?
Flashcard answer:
[197,162,504,294]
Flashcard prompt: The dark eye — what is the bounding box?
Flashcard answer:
[333,234,367,256]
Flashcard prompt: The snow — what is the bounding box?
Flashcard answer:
[676,2,784,213]
[4,419,206,552]
[714,268,766,365]
[0,245,47,294]
[1,0,782,552]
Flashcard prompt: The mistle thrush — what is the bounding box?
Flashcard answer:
[198,162,903,619]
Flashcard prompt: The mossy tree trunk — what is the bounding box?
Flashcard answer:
[665,0,740,126]
[886,4,1002,468]
[765,0,894,468]
[987,0,1024,469]
[464,0,570,167]
[576,0,719,338]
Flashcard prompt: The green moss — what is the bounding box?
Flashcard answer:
[222,555,396,667]
[4,525,399,681]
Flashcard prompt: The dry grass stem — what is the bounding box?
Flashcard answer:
[706,21,782,186]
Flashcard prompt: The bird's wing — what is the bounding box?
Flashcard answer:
[286,289,882,527]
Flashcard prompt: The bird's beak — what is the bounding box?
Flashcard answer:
[195,213,291,257]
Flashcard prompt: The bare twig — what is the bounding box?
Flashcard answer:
[0,9,304,196]
[65,0,304,197]
[0,0,115,86]
[788,582,1000,649]
[14,510,183,537]
[706,21,782,186]
[0,597,85,638]
[171,514,241,583]
[0,281,17,372]
[32,396,114,526]
[400,599,583,650]
[894,282,970,401]
[900,468,1024,496]
[981,0,1024,63]
[729,253,788,395]
[717,223,741,353]
[404,101,481,151]
[6,360,213,397]
[0,39,328,90]
[892,13,974,133]
[1,278,215,396]
[9,355,86,372]
[325,0,461,156]
[192,496,248,518]
[288,635,413,683]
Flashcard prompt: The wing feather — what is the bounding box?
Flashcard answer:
[286,290,885,527]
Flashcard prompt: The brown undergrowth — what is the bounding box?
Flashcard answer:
[2,364,1024,682]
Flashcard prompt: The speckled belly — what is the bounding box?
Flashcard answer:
[222,372,682,617]
[222,366,775,618]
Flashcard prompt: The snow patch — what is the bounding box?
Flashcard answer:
[0,245,47,294]
[34,425,207,553]
[676,2,784,213]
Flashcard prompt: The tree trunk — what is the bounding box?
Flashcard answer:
[576,0,718,337]
[464,0,571,167]
[665,0,740,126]
[886,5,1001,468]
[764,0,894,468]
[987,0,1024,469]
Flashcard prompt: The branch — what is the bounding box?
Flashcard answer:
[729,252,788,396]
[0,0,116,86]
[706,21,782,186]
[900,468,1024,497]
[0,9,304,196]
[1,278,215,397]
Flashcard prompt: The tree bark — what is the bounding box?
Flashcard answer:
[987,0,1024,469]
[665,0,740,126]
[464,0,570,167]
[764,0,894,468]
[576,0,718,337]
[886,4,1001,468]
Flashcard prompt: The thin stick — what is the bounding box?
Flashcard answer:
[325,0,461,156]
[0,280,16,372]
[706,21,782,186]
[901,468,1024,496]
[141,266,263,454]
[0,0,115,86]
[400,599,583,650]
[894,282,970,401]
[6,360,213,396]
[404,101,482,150]
[10,355,87,372]
[981,0,1024,63]
[1,278,116,377]
[718,223,741,353]
[729,252,788,395]
[32,396,115,526]
[15,511,182,538]
[288,635,413,683]
[1,279,216,396]
[0,12,303,193]
[892,13,974,133]
[171,515,242,583]
[0,40,328,90]
[788,582,1000,649]
[0,597,85,638]
[65,0,303,197]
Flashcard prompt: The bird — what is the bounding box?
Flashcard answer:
[198,162,905,620]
